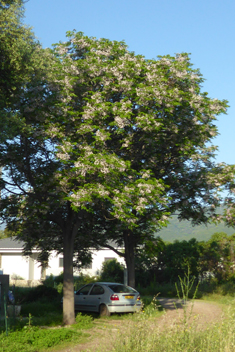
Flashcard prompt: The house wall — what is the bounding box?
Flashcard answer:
[0,248,125,282]
[45,249,125,277]
[1,253,41,280]
[46,251,63,277]
[80,249,125,276]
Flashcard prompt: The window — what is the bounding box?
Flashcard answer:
[59,257,63,267]
[90,285,104,295]
[108,284,136,293]
[76,284,93,295]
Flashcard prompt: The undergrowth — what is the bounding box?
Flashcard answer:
[0,311,94,352]
[113,271,235,352]
[0,327,88,352]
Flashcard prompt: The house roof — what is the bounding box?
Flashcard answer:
[0,237,24,249]
[0,237,123,252]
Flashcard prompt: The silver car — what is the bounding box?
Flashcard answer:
[74,282,142,316]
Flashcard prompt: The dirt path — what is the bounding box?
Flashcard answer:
[157,298,223,331]
[57,299,223,352]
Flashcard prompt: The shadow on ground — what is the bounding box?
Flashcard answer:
[157,297,186,310]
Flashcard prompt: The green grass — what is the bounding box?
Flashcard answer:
[4,280,235,352]
[0,311,94,352]
[0,326,90,352]
[112,295,235,352]
[112,275,235,352]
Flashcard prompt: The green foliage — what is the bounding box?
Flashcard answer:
[135,237,165,286]
[159,238,201,283]
[42,274,55,288]
[0,327,85,352]
[199,232,235,283]
[12,286,31,305]
[175,268,199,329]
[21,302,61,318]
[137,281,178,297]
[43,273,64,291]
[0,0,46,114]
[24,285,60,303]
[113,277,235,352]
[99,259,124,283]
[75,312,94,329]
[74,274,98,291]
[135,232,235,287]
[136,237,201,285]
[0,229,7,239]
[141,295,161,318]
[0,24,231,323]
[113,306,235,352]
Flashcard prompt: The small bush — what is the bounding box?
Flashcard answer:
[99,259,124,283]
[42,274,55,288]
[74,274,98,291]
[75,312,94,329]
[54,272,64,285]
[137,282,178,297]
[21,301,61,318]
[11,286,32,305]
[24,285,60,303]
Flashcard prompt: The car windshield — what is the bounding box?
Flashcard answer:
[107,284,137,293]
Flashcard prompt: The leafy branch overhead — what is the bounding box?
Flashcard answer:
[49,31,230,224]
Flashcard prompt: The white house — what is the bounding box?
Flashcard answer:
[0,237,125,284]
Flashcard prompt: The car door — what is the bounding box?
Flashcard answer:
[74,284,93,311]
[85,284,105,312]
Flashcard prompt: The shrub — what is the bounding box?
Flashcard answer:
[75,312,94,329]
[21,302,61,318]
[42,274,55,288]
[10,286,31,305]
[24,285,60,303]
[74,274,98,291]
[54,272,64,285]
[99,259,124,283]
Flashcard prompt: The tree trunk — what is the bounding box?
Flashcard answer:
[63,231,75,325]
[123,230,136,288]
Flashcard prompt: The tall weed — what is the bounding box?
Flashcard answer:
[114,271,235,352]
[113,308,235,352]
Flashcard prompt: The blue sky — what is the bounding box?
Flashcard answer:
[24,0,235,165]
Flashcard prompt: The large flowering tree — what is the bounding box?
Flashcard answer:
[0,29,231,324]
[49,31,229,283]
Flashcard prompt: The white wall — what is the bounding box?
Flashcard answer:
[45,249,125,277]
[1,248,125,281]
[1,253,41,280]
[30,253,42,280]
[80,249,125,276]
[46,251,63,277]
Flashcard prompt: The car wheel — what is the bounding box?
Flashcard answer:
[99,304,110,317]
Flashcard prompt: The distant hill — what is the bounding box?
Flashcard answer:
[157,215,235,242]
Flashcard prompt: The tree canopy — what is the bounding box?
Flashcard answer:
[0,27,232,324]
[135,232,235,285]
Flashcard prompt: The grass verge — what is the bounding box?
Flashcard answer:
[0,311,94,352]
[112,303,235,352]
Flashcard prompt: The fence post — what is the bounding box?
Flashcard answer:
[0,281,1,320]
[3,289,8,336]
[124,267,128,286]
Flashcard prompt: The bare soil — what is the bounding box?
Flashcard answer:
[56,299,223,352]
[157,298,223,331]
